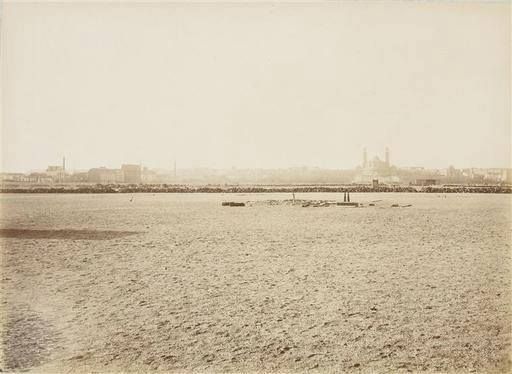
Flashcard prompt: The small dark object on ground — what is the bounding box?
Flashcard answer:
[336,202,359,207]
[391,204,399,207]
[222,202,245,207]
[369,203,375,206]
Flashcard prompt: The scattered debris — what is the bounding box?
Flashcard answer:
[246,199,298,207]
[221,202,245,207]
[336,202,359,207]
[239,199,409,209]
[302,201,334,208]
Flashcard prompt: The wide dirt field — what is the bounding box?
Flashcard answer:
[1,193,510,372]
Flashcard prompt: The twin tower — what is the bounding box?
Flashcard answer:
[362,147,390,169]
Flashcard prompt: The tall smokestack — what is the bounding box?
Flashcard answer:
[385,147,390,167]
[363,148,367,168]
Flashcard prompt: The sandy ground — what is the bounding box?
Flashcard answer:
[0,193,510,373]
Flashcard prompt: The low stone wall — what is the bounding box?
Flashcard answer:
[1,184,511,194]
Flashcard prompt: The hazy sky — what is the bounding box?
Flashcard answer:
[1,1,510,172]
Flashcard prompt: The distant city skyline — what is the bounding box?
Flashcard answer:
[2,154,511,187]
[4,150,512,175]
[1,1,510,172]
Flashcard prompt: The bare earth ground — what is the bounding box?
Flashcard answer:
[0,193,510,373]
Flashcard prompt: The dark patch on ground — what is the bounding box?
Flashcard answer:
[1,306,60,371]
[0,229,140,240]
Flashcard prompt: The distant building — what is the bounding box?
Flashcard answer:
[0,173,30,183]
[142,167,159,183]
[46,165,66,182]
[122,164,142,184]
[505,169,512,184]
[45,158,67,182]
[28,173,53,184]
[354,147,399,184]
[447,167,511,184]
[69,172,89,183]
[47,166,63,172]
[88,168,123,184]
[413,179,439,186]
[483,168,509,183]
[445,166,465,183]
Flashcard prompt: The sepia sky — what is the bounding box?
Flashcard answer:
[1,1,510,172]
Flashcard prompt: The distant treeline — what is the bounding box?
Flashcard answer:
[1,184,511,194]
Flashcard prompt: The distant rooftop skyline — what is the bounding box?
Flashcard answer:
[1,1,510,172]
[7,155,512,175]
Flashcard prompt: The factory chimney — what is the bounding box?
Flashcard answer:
[385,147,390,167]
[363,148,367,168]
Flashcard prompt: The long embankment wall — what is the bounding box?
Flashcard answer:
[1,185,511,194]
